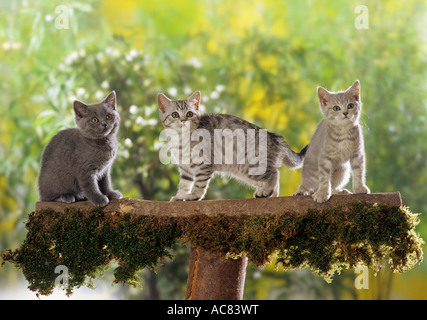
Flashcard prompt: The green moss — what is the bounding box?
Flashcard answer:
[1,202,423,296]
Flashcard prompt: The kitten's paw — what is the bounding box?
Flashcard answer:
[183,194,202,201]
[170,194,202,201]
[56,194,76,204]
[254,189,274,198]
[90,195,109,207]
[354,184,370,194]
[332,188,352,195]
[170,196,185,201]
[293,186,312,196]
[107,190,123,200]
[313,190,331,203]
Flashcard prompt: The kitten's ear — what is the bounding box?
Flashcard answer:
[104,91,117,110]
[347,80,360,101]
[74,100,89,118]
[157,93,172,113]
[188,91,201,110]
[317,86,330,107]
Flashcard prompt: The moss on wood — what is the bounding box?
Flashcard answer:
[1,202,423,296]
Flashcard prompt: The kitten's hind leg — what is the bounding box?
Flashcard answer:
[253,170,278,198]
[331,163,351,195]
[271,170,280,197]
[55,194,76,204]
[75,192,87,202]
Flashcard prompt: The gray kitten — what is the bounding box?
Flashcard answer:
[38,91,122,206]
[157,91,307,201]
[294,80,370,203]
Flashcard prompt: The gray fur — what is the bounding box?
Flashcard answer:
[294,80,370,203]
[157,91,307,201]
[38,91,122,206]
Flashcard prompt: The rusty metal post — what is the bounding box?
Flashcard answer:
[185,247,248,300]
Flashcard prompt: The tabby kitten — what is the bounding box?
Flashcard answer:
[157,91,307,201]
[294,80,370,203]
[38,91,122,206]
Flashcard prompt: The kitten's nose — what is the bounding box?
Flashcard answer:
[102,123,107,128]
[343,112,348,116]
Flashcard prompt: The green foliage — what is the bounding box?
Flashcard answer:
[1,202,423,296]
[1,208,180,296]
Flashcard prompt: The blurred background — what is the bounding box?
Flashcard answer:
[0,0,426,300]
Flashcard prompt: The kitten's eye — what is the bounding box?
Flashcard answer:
[186,111,193,118]
[106,114,113,120]
[333,106,341,111]
[171,112,180,118]
[347,103,354,109]
[91,117,99,124]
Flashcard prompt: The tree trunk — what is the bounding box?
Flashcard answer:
[185,247,248,300]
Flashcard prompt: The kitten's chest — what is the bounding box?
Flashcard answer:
[325,125,360,160]
[86,139,117,168]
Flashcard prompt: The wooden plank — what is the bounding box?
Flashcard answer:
[35,192,402,217]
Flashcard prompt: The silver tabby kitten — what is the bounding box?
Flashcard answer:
[157,91,307,201]
[38,91,122,206]
[294,80,370,203]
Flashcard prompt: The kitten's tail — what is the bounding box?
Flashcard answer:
[281,143,308,169]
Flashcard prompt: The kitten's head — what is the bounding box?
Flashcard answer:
[157,91,201,131]
[73,91,120,139]
[317,80,362,124]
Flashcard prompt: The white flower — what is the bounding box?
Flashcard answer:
[153,141,164,150]
[144,106,153,117]
[187,57,202,68]
[124,138,133,147]
[199,104,206,112]
[129,105,138,114]
[215,84,225,92]
[2,42,11,50]
[147,119,158,126]
[184,87,192,95]
[95,91,104,100]
[11,42,22,50]
[105,47,119,57]
[44,14,54,22]
[65,51,78,64]
[210,91,219,100]
[136,116,146,126]
[121,149,130,159]
[68,95,77,103]
[76,88,86,97]
[167,87,178,97]
[101,81,109,89]
[129,49,138,58]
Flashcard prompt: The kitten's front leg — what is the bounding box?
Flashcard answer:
[350,153,370,194]
[184,170,213,201]
[313,158,332,203]
[80,174,109,206]
[99,168,122,200]
[170,169,194,201]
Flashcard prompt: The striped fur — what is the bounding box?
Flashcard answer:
[157,91,307,201]
[294,80,370,203]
